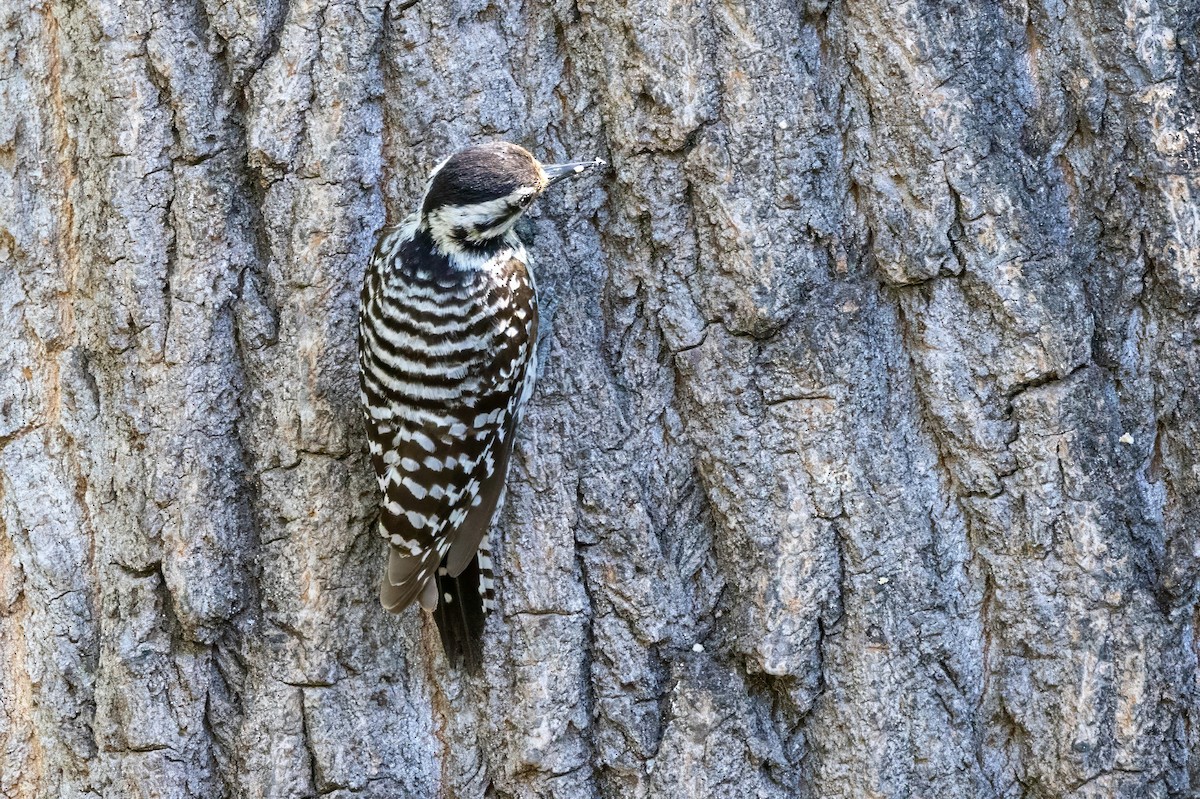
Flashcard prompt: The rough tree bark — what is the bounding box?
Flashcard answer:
[2,0,1198,796]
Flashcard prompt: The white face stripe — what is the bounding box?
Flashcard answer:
[426,188,535,237]
[422,185,541,264]
[426,197,510,240]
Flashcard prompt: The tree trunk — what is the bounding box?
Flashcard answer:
[2,0,1197,796]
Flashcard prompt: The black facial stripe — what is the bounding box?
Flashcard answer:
[450,227,511,256]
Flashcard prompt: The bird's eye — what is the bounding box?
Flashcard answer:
[518,194,533,207]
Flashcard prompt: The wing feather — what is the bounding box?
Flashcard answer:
[361,249,537,617]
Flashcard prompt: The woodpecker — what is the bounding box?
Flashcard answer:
[358,141,603,670]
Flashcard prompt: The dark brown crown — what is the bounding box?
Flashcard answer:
[421,142,540,214]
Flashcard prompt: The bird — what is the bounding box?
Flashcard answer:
[357,141,604,671]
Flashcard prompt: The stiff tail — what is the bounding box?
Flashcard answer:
[433,556,487,674]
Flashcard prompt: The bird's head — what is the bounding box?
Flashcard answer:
[419,141,604,256]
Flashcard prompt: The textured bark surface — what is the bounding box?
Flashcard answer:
[2,0,1198,796]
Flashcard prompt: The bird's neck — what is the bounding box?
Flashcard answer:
[418,211,519,269]
[391,216,519,277]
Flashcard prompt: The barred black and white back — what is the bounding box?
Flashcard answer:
[358,142,602,670]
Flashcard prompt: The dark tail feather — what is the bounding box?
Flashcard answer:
[433,556,486,674]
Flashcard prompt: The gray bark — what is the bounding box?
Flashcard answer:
[1,0,1197,796]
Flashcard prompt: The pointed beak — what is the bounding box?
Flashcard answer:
[543,158,607,186]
